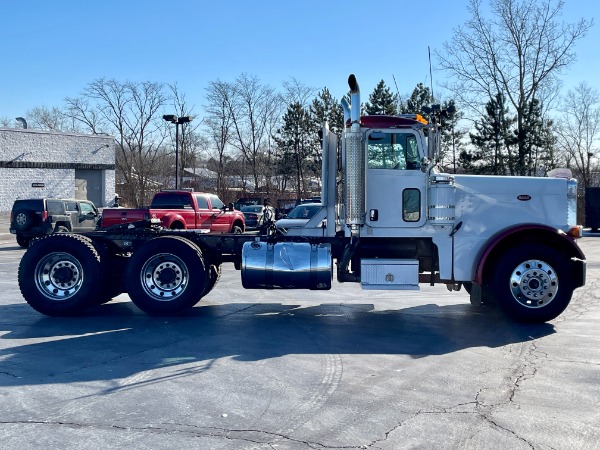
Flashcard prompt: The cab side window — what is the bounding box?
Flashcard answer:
[403,189,421,222]
[80,202,94,214]
[65,201,78,213]
[208,195,224,210]
[368,132,420,170]
[195,195,209,209]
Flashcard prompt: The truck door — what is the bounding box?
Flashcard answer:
[193,194,214,231]
[77,201,99,231]
[365,130,427,231]
[207,194,230,232]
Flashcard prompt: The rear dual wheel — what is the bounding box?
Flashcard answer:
[126,236,208,316]
[18,234,103,316]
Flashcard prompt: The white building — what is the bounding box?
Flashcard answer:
[0,128,116,212]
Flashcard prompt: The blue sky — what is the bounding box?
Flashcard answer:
[1,0,598,122]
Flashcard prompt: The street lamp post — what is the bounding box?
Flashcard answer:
[162,115,192,189]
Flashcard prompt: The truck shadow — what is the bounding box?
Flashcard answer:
[0,300,554,387]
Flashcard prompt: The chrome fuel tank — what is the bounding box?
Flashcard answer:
[241,241,332,289]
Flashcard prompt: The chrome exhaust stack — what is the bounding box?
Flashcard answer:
[343,74,365,236]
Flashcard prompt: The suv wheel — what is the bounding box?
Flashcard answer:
[16,234,30,248]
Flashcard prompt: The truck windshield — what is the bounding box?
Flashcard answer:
[367,132,420,170]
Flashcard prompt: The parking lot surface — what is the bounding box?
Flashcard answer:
[0,221,598,449]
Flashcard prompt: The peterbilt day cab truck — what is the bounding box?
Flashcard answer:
[17,74,586,323]
[99,190,245,234]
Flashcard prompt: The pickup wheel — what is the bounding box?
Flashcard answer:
[127,236,208,316]
[13,209,35,231]
[231,224,243,234]
[18,234,102,316]
[490,243,573,322]
[55,226,69,233]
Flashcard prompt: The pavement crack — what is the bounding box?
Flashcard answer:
[0,420,364,449]
[0,370,21,378]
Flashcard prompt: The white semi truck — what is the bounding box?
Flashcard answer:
[17,75,586,323]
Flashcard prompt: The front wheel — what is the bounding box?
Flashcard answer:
[490,243,573,322]
[18,234,102,316]
[126,236,208,316]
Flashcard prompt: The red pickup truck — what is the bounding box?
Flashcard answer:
[99,190,245,233]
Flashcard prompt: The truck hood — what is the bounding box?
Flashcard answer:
[452,174,570,232]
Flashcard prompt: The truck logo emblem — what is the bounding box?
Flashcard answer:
[517,195,531,201]
[385,273,395,282]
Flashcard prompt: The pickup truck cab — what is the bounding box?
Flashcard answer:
[99,190,246,233]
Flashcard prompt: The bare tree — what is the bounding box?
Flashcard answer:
[168,84,205,188]
[228,74,281,193]
[24,106,77,131]
[0,117,12,127]
[282,77,316,108]
[556,82,600,189]
[68,79,169,206]
[64,97,104,134]
[204,80,235,199]
[437,0,592,175]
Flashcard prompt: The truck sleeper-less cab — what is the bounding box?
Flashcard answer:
[17,74,585,323]
[99,190,245,234]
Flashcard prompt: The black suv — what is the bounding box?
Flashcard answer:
[10,198,100,248]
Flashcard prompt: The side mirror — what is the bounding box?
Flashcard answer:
[228,202,234,211]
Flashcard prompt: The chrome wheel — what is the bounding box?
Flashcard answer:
[127,236,208,316]
[509,259,558,308]
[34,252,84,301]
[140,253,189,301]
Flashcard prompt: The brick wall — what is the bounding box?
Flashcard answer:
[0,128,115,211]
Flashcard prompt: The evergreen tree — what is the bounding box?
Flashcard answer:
[402,83,433,114]
[469,93,517,174]
[439,100,467,173]
[521,98,556,175]
[310,87,344,137]
[364,80,398,115]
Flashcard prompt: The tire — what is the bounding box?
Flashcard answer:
[13,209,35,231]
[126,236,208,316]
[231,224,243,234]
[18,234,102,316]
[16,234,30,248]
[203,263,222,296]
[489,243,573,322]
[55,226,69,233]
[91,246,128,305]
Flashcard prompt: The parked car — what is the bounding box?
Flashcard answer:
[275,203,323,231]
[10,198,100,248]
[241,205,276,229]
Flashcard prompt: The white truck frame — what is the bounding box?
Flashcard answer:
[17,75,586,323]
